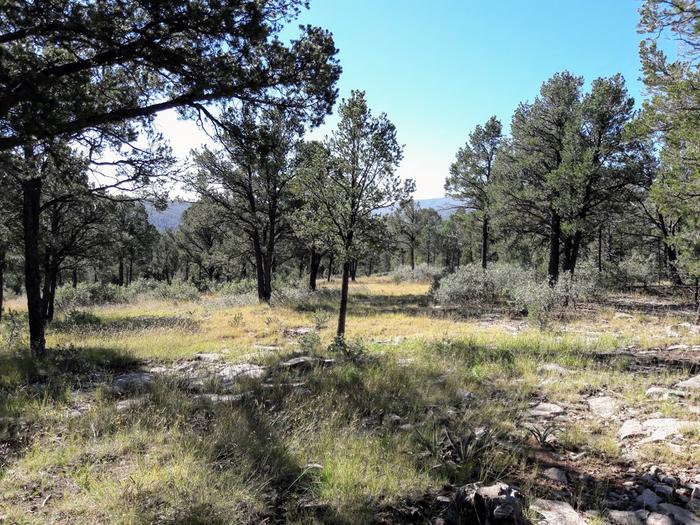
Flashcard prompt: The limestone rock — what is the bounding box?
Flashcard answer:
[530,499,587,525]
[280,356,318,368]
[587,396,617,419]
[646,387,686,400]
[677,374,700,391]
[645,513,673,525]
[640,418,700,443]
[607,510,643,525]
[619,419,645,440]
[543,467,568,485]
[452,482,526,524]
[527,403,564,418]
[113,372,153,393]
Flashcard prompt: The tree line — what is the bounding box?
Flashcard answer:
[1,0,699,357]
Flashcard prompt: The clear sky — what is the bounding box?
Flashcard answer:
[156,0,650,199]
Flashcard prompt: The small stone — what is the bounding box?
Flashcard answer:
[638,488,661,511]
[530,499,587,524]
[677,374,700,390]
[588,396,617,419]
[113,372,153,393]
[607,509,643,525]
[619,419,645,439]
[456,389,474,403]
[646,513,673,525]
[654,484,674,498]
[645,387,685,400]
[280,356,318,368]
[543,467,568,485]
[193,393,248,403]
[194,352,221,362]
[659,475,676,486]
[537,363,569,375]
[384,414,402,426]
[527,402,564,418]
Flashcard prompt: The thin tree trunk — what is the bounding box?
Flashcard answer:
[72,267,78,288]
[22,177,46,357]
[350,260,357,282]
[327,253,333,282]
[46,269,57,322]
[309,249,321,291]
[118,258,124,286]
[337,260,351,338]
[0,249,4,322]
[481,217,488,269]
[548,209,561,284]
[597,226,603,273]
[410,245,415,270]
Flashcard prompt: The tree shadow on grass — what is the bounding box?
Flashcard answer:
[51,313,200,334]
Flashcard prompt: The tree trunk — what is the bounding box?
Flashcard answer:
[337,260,351,338]
[350,260,357,282]
[0,249,5,322]
[22,177,46,357]
[410,245,415,270]
[327,253,333,282]
[548,209,561,284]
[309,249,321,291]
[481,217,489,269]
[46,269,57,322]
[72,267,78,288]
[118,258,124,286]
[666,243,684,285]
[597,226,603,273]
[251,233,269,302]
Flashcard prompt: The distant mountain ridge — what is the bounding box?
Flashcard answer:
[145,197,463,232]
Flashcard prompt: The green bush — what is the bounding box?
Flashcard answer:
[390,263,443,283]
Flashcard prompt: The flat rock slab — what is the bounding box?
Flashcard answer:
[113,372,154,393]
[646,387,686,400]
[588,396,617,419]
[645,513,673,525]
[677,374,700,390]
[527,403,564,418]
[639,418,700,443]
[537,363,570,375]
[219,364,266,381]
[607,510,643,525]
[530,499,587,525]
[659,503,700,524]
[193,393,249,403]
[280,356,319,368]
[619,419,645,440]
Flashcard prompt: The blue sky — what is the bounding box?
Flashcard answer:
[158,0,654,199]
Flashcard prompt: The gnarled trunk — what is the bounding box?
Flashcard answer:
[309,249,321,291]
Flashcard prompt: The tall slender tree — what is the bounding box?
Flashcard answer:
[446,116,502,268]
[295,90,411,338]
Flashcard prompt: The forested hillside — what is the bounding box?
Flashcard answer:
[1,1,699,524]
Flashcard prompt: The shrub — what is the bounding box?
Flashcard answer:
[390,263,444,283]
[432,263,534,306]
[434,263,600,328]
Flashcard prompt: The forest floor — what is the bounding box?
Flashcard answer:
[1,277,700,524]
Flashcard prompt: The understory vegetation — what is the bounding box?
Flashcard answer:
[1,276,700,523]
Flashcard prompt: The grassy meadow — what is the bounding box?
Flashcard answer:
[1,277,699,524]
